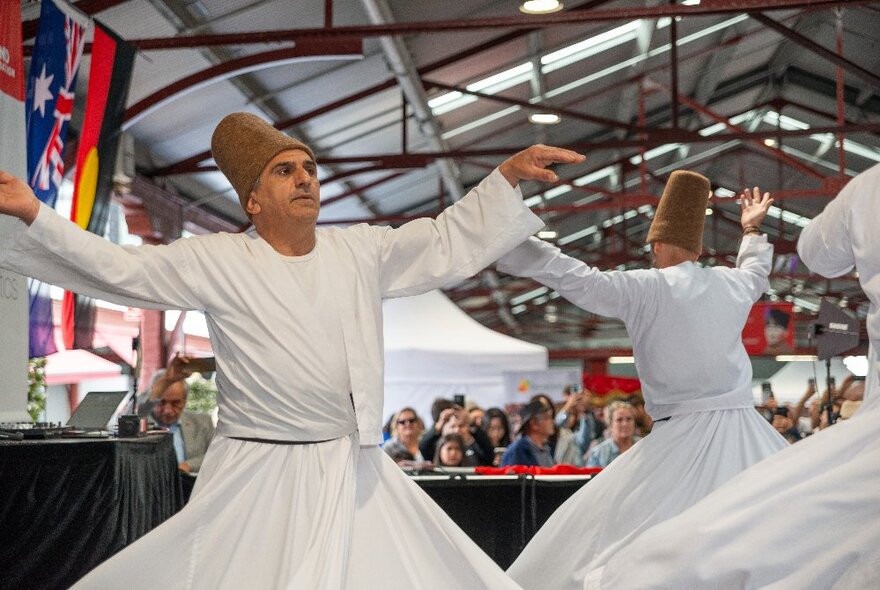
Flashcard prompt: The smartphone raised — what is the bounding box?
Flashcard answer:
[761,382,773,403]
[186,356,216,374]
[453,394,466,408]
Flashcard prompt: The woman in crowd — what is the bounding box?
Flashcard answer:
[531,394,580,466]
[382,407,425,464]
[484,407,512,466]
[586,401,640,468]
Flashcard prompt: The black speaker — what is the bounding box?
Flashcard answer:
[118,414,146,438]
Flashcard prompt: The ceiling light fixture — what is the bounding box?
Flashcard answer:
[529,112,561,124]
[520,0,564,15]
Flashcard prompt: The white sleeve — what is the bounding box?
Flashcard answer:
[735,234,773,301]
[797,178,858,278]
[377,168,544,298]
[0,203,204,310]
[496,236,650,321]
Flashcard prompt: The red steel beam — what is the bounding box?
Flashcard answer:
[118,1,865,51]
[124,40,363,128]
[750,12,880,91]
[21,0,127,40]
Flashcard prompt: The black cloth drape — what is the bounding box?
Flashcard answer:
[415,475,591,568]
[0,435,183,590]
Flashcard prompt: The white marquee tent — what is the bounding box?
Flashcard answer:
[383,290,548,425]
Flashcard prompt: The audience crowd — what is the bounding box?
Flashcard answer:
[381,373,865,470]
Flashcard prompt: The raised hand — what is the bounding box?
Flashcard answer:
[739,186,773,230]
[497,144,586,188]
[0,171,41,225]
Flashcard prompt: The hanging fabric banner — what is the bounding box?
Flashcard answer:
[24,0,88,357]
[62,20,136,350]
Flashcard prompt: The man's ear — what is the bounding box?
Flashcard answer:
[246,193,261,216]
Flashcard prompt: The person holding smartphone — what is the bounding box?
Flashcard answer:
[137,354,215,474]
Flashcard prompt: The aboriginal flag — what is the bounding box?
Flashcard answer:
[61,22,135,350]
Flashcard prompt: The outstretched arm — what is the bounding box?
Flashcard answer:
[735,187,775,300]
[0,170,204,311]
[378,145,584,298]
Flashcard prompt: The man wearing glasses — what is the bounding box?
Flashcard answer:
[138,355,214,474]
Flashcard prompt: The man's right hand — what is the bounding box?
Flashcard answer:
[0,171,41,225]
[166,355,194,383]
[497,145,585,188]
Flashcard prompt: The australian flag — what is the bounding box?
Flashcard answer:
[25,0,88,358]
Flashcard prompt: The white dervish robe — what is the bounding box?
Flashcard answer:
[0,169,543,589]
[496,235,788,590]
[584,163,880,590]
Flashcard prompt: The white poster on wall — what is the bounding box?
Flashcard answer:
[0,3,29,421]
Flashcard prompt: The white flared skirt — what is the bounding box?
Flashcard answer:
[508,408,788,590]
[73,434,521,589]
[586,398,880,590]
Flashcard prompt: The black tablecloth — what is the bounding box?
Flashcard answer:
[0,434,183,590]
[415,475,591,569]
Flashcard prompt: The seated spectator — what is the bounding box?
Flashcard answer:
[586,401,640,468]
[500,401,555,467]
[529,393,570,462]
[771,407,801,443]
[137,355,215,473]
[551,398,584,467]
[418,397,455,459]
[626,394,653,436]
[484,407,512,448]
[557,390,606,460]
[420,405,494,466]
[382,407,425,464]
[484,407,512,466]
[433,433,466,467]
[467,403,486,428]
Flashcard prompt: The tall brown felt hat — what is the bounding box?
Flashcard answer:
[646,170,711,255]
[210,112,315,213]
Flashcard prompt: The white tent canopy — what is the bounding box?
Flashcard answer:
[383,290,548,425]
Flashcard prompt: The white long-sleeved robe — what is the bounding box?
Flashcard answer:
[0,168,543,589]
[497,235,788,590]
[585,163,880,590]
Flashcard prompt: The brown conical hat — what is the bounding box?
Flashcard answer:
[646,170,711,255]
[210,112,315,213]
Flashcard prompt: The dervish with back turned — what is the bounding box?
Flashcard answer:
[497,171,789,590]
[0,111,584,589]
[583,162,880,590]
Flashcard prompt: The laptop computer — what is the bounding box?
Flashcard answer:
[66,391,131,433]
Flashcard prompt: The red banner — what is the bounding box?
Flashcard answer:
[0,5,23,101]
[583,374,641,397]
[742,302,795,355]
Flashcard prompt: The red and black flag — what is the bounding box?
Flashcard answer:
[62,21,135,350]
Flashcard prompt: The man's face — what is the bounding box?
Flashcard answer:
[154,381,186,426]
[247,149,320,222]
[528,410,554,441]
